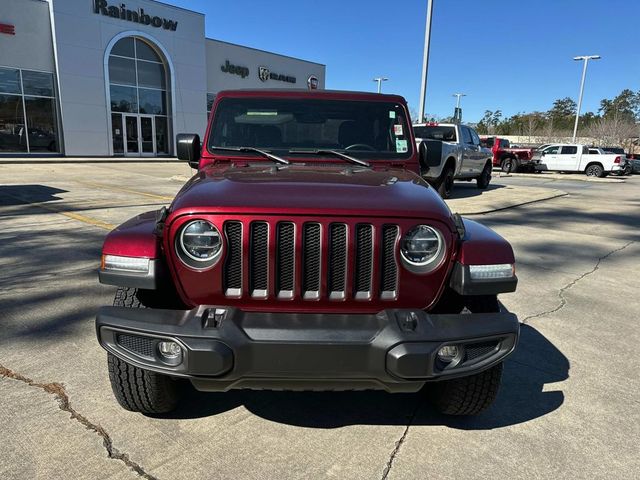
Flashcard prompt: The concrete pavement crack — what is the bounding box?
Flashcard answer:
[380,401,420,480]
[521,240,634,324]
[0,364,159,480]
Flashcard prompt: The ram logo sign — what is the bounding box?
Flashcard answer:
[93,0,179,31]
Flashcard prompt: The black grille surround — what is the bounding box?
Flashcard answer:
[220,219,404,302]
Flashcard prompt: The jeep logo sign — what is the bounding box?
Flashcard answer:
[93,0,179,31]
[221,60,249,79]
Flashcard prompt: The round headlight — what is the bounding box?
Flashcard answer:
[179,220,222,263]
[400,225,443,267]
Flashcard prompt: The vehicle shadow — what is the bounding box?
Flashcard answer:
[159,323,568,429]
[448,182,505,200]
[0,184,67,205]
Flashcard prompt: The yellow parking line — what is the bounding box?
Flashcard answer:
[75,180,174,201]
[3,192,115,230]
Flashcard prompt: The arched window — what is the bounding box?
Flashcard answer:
[108,37,169,155]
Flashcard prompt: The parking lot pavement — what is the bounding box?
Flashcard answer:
[1,163,639,479]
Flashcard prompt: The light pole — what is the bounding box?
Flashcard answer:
[453,93,466,110]
[418,0,434,123]
[373,77,388,93]
[572,55,600,141]
[452,93,466,123]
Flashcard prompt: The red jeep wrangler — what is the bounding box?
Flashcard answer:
[480,136,536,173]
[96,90,519,416]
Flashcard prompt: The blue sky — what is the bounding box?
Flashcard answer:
[171,0,640,122]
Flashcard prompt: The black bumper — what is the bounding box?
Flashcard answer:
[96,306,519,393]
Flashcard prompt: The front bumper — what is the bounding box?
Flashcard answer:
[96,306,519,393]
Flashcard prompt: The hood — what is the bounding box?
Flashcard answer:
[170,164,452,221]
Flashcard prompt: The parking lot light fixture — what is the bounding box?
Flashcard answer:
[373,77,389,93]
[453,93,466,110]
[572,55,601,142]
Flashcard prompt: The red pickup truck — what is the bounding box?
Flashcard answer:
[95,89,519,416]
[480,136,536,172]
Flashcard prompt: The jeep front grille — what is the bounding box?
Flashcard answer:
[223,220,399,301]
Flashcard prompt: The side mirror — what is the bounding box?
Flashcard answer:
[176,133,201,169]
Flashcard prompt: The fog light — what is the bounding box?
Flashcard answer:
[437,345,460,362]
[158,341,182,360]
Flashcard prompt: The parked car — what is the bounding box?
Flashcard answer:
[587,147,631,175]
[95,90,520,416]
[479,136,537,173]
[537,144,625,177]
[413,123,493,198]
[626,154,640,174]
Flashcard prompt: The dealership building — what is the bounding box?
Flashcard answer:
[0,0,326,157]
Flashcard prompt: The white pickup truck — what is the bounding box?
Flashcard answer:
[413,123,493,198]
[537,144,626,177]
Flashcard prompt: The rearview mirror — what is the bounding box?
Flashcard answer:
[176,133,201,169]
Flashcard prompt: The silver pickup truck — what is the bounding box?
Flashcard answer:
[413,123,493,198]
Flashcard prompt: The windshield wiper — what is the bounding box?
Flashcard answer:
[211,146,290,165]
[288,149,371,167]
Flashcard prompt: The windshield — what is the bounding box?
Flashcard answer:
[207,98,412,159]
[413,125,457,142]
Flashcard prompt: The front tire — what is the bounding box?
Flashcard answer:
[427,293,504,415]
[108,287,182,413]
[427,363,503,415]
[108,353,180,414]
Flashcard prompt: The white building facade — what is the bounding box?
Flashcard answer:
[0,0,326,157]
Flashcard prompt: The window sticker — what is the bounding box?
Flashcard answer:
[393,124,403,136]
[396,139,408,153]
[389,110,396,119]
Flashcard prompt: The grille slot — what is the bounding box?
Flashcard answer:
[224,221,242,297]
[380,225,399,298]
[302,223,321,299]
[276,222,295,298]
[250,222,268,297]
[465,341,500,361]
[354,224,373,299]
[328,224,347,299]
[116,334,154,359]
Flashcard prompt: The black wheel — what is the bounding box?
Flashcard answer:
[501,157,516,173]
[427,363,504,415]
[437,166,455,199]
[585,164,604,177]
[426,294,503,415]
[108,287,182,414]
[108,353,180,414]
[476,162,492,189]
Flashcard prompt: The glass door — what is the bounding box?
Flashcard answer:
[111,114,124,154]
[124,115,139,155]
[140,116,155,155]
